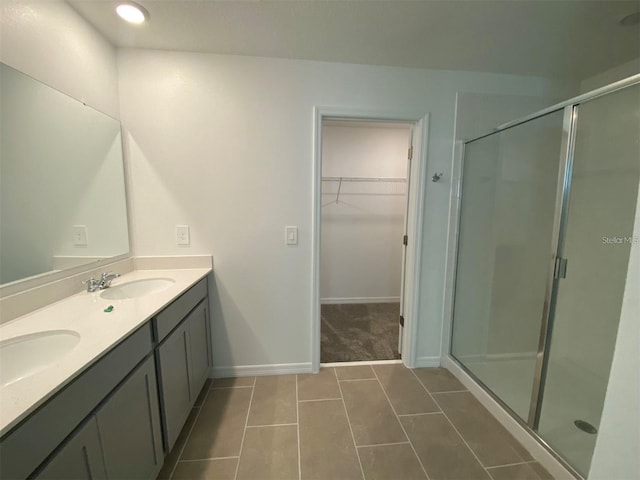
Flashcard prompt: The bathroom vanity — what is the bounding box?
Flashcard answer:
[0,52,214,480]
[0,269,212,479]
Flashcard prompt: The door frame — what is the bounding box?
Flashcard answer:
[311,107,430,372]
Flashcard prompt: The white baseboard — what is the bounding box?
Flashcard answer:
[320,296,400,304]
[415,356,441,368]
[443,356,575,480]
[211,362,313,378]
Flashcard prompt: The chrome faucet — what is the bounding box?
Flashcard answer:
[83,272,121,292]
[100,272,121,288]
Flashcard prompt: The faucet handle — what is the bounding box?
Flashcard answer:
[83,277,100,292]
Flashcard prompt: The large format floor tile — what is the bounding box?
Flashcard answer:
[236,425,298,480]
[373,364,440,415]
[159,365,555,480]
[413,368,466,393]
[247,375,296,426]
[400,413,491,480]
[181,387,252,460]
[358,443,427,480]
[298,399,363,480]
[335,365,376,380]
[297,368,340,401]
[433,391,532,467]
[340,379,407,446]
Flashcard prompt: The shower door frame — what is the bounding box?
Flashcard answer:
[446,73,640,479]
[527,104,576,429]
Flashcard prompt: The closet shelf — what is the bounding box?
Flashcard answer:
[322,176,406,204]
[321,176,406,183]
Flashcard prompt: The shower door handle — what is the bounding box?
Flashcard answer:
[554,257,568,279]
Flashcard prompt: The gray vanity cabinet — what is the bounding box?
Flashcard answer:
[36,417,107,480]
[37,356,162,480]
[1,276,212,480]
[97,355,163,480]
[33,339,163,480]
[188,301,211,400]
[157,320,192,450]
[1,324,153,480]
[157,297,211,451]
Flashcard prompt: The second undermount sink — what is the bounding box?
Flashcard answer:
[100,278,175,300]
[0,330,81,387]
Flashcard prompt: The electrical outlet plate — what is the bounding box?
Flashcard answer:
[176,225,190,245]
[72,225,88,246]
[285,226,298,245]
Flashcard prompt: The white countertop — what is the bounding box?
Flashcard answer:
[0,268,211,437]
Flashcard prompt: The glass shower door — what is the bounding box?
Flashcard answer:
[451,110,565,421]
[537,84,640,476]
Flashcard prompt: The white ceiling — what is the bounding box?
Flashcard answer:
[68,0,640,81]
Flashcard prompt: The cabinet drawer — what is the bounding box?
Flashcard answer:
[0,323,152,480]
[154,278,208,342]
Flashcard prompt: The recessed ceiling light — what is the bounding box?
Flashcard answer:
[116,2,149,24]
[619,11,640,27]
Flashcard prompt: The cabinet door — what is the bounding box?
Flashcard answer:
[96,356,163,480]
[188,301,211,401]
[157,320,192,450]
[35,417,106,480]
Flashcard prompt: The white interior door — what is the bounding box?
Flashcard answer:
[398,128,414,354]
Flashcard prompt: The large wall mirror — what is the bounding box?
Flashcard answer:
[0,63,129,287]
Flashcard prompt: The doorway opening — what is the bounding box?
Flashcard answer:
[312,109,429,370]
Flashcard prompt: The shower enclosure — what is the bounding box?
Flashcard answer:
[450,77,640,477]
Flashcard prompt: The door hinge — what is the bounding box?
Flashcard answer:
[399,315,405,327]
[408,146,413,160]
[403,235,408,246]
[554,257,568,279]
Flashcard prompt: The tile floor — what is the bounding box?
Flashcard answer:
[158,365,554,480]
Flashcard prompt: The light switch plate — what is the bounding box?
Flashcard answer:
[176,225,190,245]
[72,225,88,246]
[285,226,298,245]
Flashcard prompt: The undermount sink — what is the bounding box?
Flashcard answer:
[100,278,175,300]
[0,330,81,387]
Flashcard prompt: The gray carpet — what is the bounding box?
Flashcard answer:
[321,303,401,363]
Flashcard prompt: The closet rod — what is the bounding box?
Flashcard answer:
[321,176,406,183]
